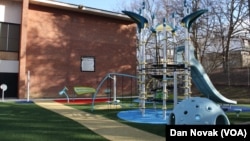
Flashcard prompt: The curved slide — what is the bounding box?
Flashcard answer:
[178,46,237,105]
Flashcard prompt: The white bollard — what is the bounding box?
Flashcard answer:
[0,84,7,102]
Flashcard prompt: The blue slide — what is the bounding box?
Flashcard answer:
[177,46,237,105]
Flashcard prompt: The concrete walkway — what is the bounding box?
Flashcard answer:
[34,100,165,141]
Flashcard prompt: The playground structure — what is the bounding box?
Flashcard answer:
[57,73,137,106]
[116,1,238,125]
[58,86,69,103]
[87,1,247,125]
[91,73,137,109]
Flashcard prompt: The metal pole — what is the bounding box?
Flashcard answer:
[113,75,117,102]
[184,1,191,99]
[173,71,178,107]
[247,57,249,87]
[64,87,69,103]
[141,29,146,116]
[172,12,178,108]
[27,70,30,102]
[140,1,146,117]
[172,12,176,61]
[162,18,168,120]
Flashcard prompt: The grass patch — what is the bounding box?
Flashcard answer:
[0,102,108,141]
[225,104,250,124]
[227,112,250,124]
[192,85,250,104]
[0,100,249,141]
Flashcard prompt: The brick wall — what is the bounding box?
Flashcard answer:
[22,4,137,98]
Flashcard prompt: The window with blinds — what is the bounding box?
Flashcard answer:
[0,22,20,52]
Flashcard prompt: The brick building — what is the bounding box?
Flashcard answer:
[0,0,137,99]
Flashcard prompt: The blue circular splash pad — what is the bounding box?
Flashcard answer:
[117,109,171,124]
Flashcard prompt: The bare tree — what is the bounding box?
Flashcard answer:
[210,0,249,72]
[118,0,249,73]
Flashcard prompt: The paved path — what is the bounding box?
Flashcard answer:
[34,100,165,141]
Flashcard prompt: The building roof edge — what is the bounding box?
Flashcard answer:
[29,0,133,22]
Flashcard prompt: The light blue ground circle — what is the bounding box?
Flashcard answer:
[117,109,171,124]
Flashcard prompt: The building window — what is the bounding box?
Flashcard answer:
[0,22,20,52]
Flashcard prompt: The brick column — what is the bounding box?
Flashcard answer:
[18,0,29,99]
